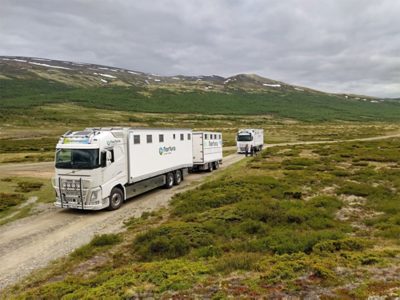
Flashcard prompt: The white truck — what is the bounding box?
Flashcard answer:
[236,128,264,154]
[192,131,223,171]
[52,128,193,210]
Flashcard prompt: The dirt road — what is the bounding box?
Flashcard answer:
[0,161,54,178]
[0,133,399,290]
[0,153,244,290]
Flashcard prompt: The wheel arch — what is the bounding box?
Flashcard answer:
[112,184,126,201]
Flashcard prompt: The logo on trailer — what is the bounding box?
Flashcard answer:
[159,146,176,155]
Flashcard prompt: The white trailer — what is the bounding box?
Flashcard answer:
[52,128,193,210]
[192,131,223,171]
[236,128,264,154]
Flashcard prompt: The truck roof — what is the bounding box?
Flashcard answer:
[85,127,192,132]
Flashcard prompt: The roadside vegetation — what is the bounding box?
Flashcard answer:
[0,177,53,225]
[5,138,400,298]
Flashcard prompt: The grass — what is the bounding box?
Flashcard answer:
[1,103,400,164]
[5,138,400,298]
[0,177,53,224]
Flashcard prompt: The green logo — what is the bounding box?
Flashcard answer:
[159,146,176,155]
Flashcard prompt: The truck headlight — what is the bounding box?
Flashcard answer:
[91,190,99,202]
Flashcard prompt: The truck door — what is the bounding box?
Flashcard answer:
[192,133,204,163]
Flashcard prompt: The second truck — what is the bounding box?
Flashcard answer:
[236,128,264,154]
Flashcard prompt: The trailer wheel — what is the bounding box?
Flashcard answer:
[107,187,123,211]
[214,161,219,169]
[207,163,213,172]
[174,170,182,185]
[165,172,174,188]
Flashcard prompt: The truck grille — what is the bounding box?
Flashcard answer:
[58,178,90,205]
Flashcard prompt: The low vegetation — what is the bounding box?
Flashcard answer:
[1,102,400,164]
[0,177,53,224]
[5,138,400,298]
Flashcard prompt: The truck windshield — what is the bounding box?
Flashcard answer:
[237,134,253,142]
[55,149,100,169]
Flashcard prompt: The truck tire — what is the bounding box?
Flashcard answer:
[214,161,219,169]
[107,187,123,211]
[165,172,174,188]
[174,170,182,185]
[208,162,213,172]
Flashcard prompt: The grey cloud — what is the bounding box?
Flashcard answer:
[0,0,399,97]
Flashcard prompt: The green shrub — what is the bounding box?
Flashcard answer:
[133,222,212,260]
[90,233,122,247]
[336,182,375,197]
[0,192,25,211]
[15,181,43,193]
[312,237,367,253]
[71,234,122,259]
[215,253,260,273]
[0,177,13,182]
[261,229,344,254]
[193,245,222,258]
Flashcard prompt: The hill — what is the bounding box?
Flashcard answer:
[1,56,400,122]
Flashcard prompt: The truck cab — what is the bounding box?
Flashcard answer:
[236,129,264,154]
[53,129,127,210]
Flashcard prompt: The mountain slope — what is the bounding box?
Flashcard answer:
[1,56,399,122]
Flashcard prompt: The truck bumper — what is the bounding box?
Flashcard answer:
[54,197,109,210]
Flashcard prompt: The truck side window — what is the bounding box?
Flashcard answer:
[147,135,152,144]
[133,135,140,144]
[110,149,114,163]
[101,151,107,167]
[173,134,176,139]
[187,133,191,140]
[159,134,164,143]
[180,133,184,141]
[205,134,208,140]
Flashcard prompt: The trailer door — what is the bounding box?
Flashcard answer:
[192,133,204,163]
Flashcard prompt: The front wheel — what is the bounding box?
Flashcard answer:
[213,161,219,169]
[207,163,213,172]
[107,187,123,211]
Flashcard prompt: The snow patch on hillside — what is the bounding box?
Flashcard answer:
[99,73,116,79]
[29,62,71,70]
[263,83,281,88]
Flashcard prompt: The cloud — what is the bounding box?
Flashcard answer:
[0,0,399,97]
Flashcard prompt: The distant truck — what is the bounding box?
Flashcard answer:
[236,129,264,154]
[192,131,223,171]
[53,128,193,210]
[52,128,223,211]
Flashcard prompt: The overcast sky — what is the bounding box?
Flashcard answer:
[1,0,400,97]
